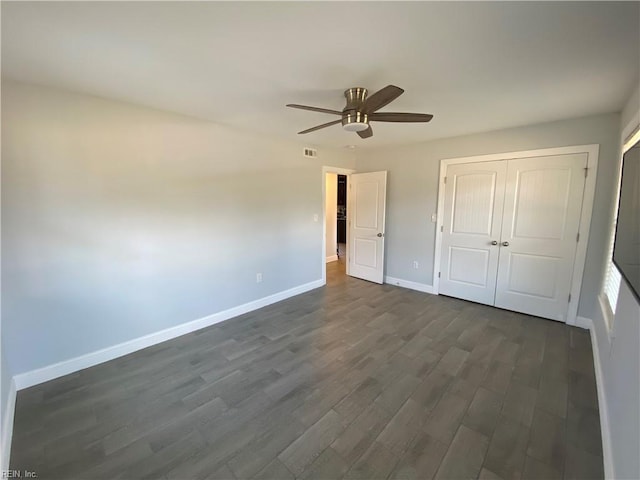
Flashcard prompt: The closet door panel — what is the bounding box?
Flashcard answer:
[494,154,587,321]
[439,161,507,305]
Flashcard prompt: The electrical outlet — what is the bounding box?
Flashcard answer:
[313,214,319,222]
[413,261,419,269]
[256,273,263,283]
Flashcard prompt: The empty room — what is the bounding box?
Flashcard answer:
[1,2,639,479]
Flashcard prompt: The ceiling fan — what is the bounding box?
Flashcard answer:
[286,85,433,139]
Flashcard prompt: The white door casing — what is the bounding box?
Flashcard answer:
[439,161,507,305]
[349,171,387,284]
[495,154,587,321]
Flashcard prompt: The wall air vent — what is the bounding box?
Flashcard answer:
[303,147,318,159]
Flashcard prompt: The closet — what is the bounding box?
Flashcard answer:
[438,153,588,322]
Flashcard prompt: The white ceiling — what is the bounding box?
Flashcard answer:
[2,2,639,148]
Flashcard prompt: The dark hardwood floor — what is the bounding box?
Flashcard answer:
[10,258,603,479]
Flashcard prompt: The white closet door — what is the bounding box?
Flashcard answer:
[494,154,587,321]
[439,161,507,305]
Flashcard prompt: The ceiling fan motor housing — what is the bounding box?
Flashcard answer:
[342,87,369,132]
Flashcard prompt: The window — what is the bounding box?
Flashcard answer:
[603,127,640,320]
[602,159,623,318]
[603,244,621,316]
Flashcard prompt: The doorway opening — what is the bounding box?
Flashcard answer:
[322,166,355,286]
[326,173,348,281]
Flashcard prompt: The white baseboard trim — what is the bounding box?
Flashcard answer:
[13,279,324,391]
[575,315,592,330]
[582,315,615,479]
[1,378,17,472]
[384,276,435,294]
[326,255,338,263]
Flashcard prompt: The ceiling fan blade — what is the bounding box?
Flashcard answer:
[370,112,433,122]
[364,85,404,113]
[286,104,342,115]
[357,126,373,139]
[298,119,342,134]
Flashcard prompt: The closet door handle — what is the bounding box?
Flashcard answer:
[502,241,510,247]
[491,240,498,245]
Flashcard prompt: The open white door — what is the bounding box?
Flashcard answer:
[348,171,387,284]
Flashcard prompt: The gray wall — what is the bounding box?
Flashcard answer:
[590,84,640,480]
[1,81,355,376]
[355,113,620,320]
[1,343,11,455]
[597,280,640,479]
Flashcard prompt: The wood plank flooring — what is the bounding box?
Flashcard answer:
[10,259,604,479]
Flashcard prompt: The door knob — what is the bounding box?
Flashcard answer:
[377,233,383,237]
[502,241,510,247]
[491,240,498,245]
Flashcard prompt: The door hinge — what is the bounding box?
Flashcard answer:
[444,176,447,184]
[440,225,444,232]
[576,232,580,242]
[568,293,572,303]
[438,272,441,278]
[584,167,588,178]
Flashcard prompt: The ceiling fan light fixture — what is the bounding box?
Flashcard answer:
[342,111,369,132]
[287,85,433,138]
[343,122,369,132]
